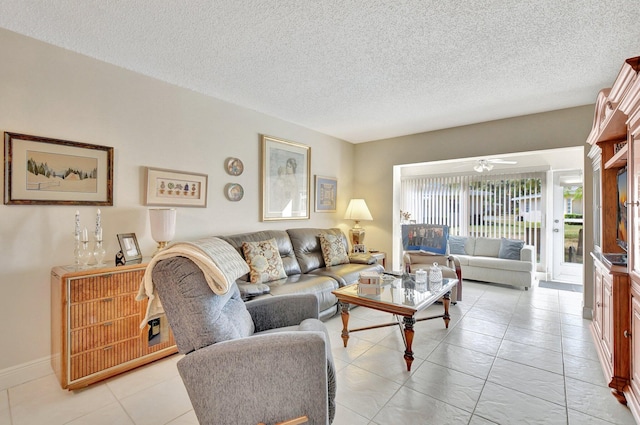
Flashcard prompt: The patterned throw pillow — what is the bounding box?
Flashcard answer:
[242,238,287,283]
[319,233,349,267]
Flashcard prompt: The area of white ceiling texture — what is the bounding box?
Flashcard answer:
[0,1,639,143]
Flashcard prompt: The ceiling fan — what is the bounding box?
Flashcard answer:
[473,158,518,172]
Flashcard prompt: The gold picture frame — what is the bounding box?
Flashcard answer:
[261,135,310,221]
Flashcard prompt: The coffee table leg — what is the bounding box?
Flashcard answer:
[403,316,416,371]
[443,292,451,329]
[340,302,350,347]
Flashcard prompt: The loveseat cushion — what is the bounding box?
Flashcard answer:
[448,235,467,255]
[473,237,501,257]
[242,238,288,283]
[498,238,525,260]
[467,256,533,272]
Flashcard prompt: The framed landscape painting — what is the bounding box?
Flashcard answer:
[4,132,113,205]
[261,135,310,221]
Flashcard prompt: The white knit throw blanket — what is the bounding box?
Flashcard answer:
[136,237,250,328]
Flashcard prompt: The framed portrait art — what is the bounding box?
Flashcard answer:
[144,167,208,208]
[314,175,337,212]
[261,135,310,221]
[4,132,113,205]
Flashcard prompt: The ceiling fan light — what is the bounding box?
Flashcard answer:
[473,164,484,172]
[485,163,494,171]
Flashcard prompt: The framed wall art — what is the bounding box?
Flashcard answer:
[314,175,337,212]
[145,167,208,207]
[117,233,142,263]
[261,135,310,221]
[4,132,113,205]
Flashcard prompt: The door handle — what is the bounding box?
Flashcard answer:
[625,330,631,338]
[553,229,560,233]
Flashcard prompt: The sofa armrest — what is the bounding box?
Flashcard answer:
[246,293,319,332]
[178,332,329,425]
[520,245,535,265]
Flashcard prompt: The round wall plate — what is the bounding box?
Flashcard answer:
[225,157,244,176]
[225,183,244,201]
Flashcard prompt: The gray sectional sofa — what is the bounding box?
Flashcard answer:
[219,227,384,320]
[448,236,535,289]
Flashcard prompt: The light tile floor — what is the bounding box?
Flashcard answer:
[2,281,638,424]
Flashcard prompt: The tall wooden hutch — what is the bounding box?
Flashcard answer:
[587,56,640,421]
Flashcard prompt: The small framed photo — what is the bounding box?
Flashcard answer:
[353,244,367,253]
[314,175,337,212]
[117,233,142,263]
[145,167,208,208]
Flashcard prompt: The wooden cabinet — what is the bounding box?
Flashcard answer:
[591,255,630,403]
[588,56,640,419]
[51,261,177,390]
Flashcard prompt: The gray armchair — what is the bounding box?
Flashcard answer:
[151,256,336,425]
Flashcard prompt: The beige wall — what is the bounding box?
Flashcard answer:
[0,29,356,376]
[0,27,598,384]
[353,105,595,312]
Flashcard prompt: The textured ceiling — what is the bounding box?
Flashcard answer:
[1,1,639,143]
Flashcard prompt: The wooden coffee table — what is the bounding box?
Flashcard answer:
[332,277,458,371]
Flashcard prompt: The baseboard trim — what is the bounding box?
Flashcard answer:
[0,356,52,391]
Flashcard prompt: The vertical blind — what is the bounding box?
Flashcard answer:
[401,172,543,258]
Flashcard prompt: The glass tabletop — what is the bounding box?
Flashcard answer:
[334,277,457,312]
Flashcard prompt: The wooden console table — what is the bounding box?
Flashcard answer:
[51,261,177,390]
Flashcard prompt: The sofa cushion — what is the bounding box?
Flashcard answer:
[473,237,501,257]
[448,236,467,255]
[242,238,288,283]
[319,233,350,266]
[219,230,302,278]
[498,238,525,260]
[288,228,348,273]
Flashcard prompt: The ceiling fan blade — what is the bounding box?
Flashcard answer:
[487,159,517,164]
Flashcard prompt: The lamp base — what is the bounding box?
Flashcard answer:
[153,241,170,257]
[349,227,365,250]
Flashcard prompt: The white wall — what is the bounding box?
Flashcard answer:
[0,29,356,380]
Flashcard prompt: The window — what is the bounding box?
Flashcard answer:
[401,172,543,260]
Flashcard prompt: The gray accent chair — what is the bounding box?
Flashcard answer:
[152,256,336,425]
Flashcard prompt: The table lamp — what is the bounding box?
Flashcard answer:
[149,208,177,256]
[343,198,373,250]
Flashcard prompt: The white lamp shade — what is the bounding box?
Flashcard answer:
[343,199,373,221]
[149,208,177,242]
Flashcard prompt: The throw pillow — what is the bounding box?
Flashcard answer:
[242,238,287,283]
[448,235,467,255]
[319,233,350,266]
[498,238,525,260]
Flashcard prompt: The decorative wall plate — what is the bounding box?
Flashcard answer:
[225,157,244,176]
[225,183,244,201]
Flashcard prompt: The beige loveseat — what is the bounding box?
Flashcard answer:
[450,236,535,289]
